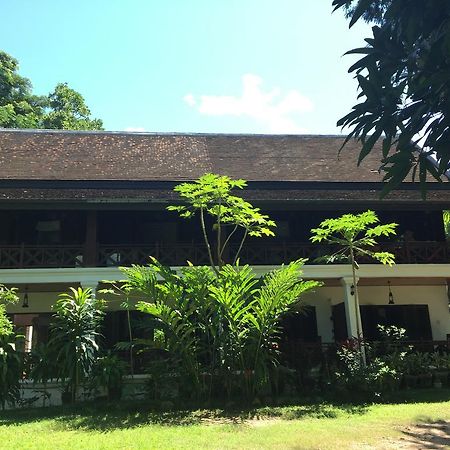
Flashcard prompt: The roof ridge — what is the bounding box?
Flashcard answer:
[0,128,347,138]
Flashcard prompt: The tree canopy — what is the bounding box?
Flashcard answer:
[333,0,450,194]
[0,51,103,130]
[168,173,276,273]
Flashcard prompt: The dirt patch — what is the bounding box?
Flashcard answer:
[200,417,279,426]
[246,418,280,427]
[362,421,450,449]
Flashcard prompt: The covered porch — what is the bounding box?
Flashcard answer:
[4,264,450,354]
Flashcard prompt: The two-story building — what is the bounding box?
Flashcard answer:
[1,129,449,352]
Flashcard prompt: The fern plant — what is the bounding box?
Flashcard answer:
[121,258,320,400]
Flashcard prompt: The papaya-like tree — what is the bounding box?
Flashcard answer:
[310,210,397,361]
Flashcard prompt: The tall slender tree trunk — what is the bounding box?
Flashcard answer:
[217,200,222,269]
[350,248,366,366]
[233,229,248,265]
[126,305,134,377]
[200,208,218,275]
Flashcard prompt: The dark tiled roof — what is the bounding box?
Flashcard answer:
[0,129,386,182]
[0,129,447,205]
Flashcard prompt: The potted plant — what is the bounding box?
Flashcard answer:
[29,342,57,406]
[404,352,433,388]
[91,352,127,401]
[416,352,433,388]
[430,352,449,388]
[0,333,23,410]
[403,352,421,389]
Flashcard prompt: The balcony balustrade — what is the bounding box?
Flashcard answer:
[0,241,447,269]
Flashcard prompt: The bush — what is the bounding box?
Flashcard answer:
[91,352,127,400]
[119,258,321,401]
[50,287,104,403]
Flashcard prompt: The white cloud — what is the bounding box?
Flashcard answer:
[183,74,313,133]
[124,127,146,132]
[183,93,196,107]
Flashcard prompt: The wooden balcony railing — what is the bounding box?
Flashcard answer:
[0,241,447,269]
[0,244,84,269]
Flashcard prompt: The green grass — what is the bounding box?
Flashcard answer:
[1,390,450,449]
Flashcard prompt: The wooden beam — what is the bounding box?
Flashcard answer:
[84,211,98,267]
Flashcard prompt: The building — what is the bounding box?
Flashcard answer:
[1,129,449,352]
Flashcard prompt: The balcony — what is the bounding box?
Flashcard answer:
[0,241,447,269]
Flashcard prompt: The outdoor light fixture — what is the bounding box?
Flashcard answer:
[350,284,355,296]
[22,286,29,308]
[388,281,394,305]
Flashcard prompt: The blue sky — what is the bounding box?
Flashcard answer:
[1,1,371,134]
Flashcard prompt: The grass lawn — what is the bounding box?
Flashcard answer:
[1,390,450,449]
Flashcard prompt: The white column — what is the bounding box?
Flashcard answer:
[340,276,362,339]
[81,281,98,298]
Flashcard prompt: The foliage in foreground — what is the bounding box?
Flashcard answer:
[333,0,450,194]
[0,284,21,410]
[49,287,104,402]
[168,173,276,274]
[310,210,397,350]
[117,258,321,400]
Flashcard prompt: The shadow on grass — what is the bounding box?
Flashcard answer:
[0,401,368,431]
[399,420,450,449]
[1,388,449,432]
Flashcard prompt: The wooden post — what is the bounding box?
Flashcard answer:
[84,211,98,267]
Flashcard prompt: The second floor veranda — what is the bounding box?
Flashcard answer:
[0,207,447,269]
[0,240,448,269]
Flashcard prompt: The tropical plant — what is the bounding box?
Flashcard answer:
[91,352,127,400]
[443,211,450,241]
[0,284,22,410]
[0,333,23,410]
[121,260,217,398]
[0,284,19,337]
[310,211,397,361]
[167,173,276,274]
[121,258,320,400]
[28,342,58,406]
[49,287,104,402]
[335,337,402,396]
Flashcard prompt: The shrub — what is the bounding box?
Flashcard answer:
[49,287,104,402]
[120,258,321,401]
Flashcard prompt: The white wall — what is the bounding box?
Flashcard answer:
[297,283,450,342]
[6,282,450,343]
[7,291,132,315]
[358,284,450,341]
[302,287,340,343]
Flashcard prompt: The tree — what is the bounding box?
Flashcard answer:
[333,0,450,194]
[0,51,46,128]
[42,83,103,130]
[167,173,276,275]
[310,210,397,360]
[0,50,103,130]
[104,175,320,401]
[167,173,276,273]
